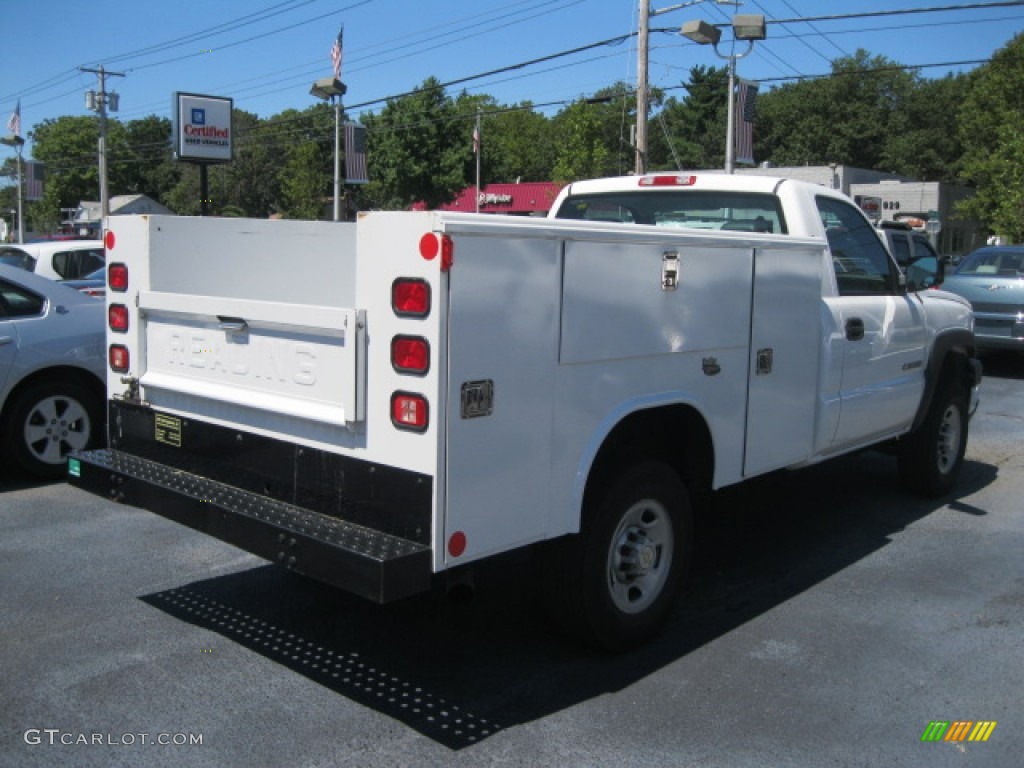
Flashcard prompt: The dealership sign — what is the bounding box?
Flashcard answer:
[173,93,233,163]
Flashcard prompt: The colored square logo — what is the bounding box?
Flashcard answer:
[191,108,206,125]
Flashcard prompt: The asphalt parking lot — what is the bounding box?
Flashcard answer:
[2,352,1022,768]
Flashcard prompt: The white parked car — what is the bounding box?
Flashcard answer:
[0,264,106,478]
[0,240,105,281]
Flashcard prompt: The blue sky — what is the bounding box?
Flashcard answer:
[2,0,1022,157]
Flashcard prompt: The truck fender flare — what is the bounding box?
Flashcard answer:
[911,329,976,432]
[568,393,713,534]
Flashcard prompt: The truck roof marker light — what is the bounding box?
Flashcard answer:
[448,531,467,558]
[108,263,128,292]
[109,344,130,373]
[391,336,430,375]
[391,392,429,432]
[392,278,431,317]
[104,230,115,250]
[639,175,697,187]
[418,232,454,272]
[108,304,129,333]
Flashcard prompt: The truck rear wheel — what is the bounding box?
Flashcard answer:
[898,375,968,497]
[539,461,692,651]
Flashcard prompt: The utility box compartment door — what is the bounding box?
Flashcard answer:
[743,246,822,476]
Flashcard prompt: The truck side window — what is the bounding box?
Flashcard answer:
[818,196,898,296]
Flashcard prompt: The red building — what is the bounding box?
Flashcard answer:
[413,182,563,216]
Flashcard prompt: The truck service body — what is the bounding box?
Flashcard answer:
[69,173,981,649]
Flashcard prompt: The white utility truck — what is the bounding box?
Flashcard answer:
[68,173,982,650]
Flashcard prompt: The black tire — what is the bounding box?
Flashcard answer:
[539,461,692,651]
[898,375,969,497]
[3,378,104,479]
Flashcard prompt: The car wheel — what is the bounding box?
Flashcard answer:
[539,461,692,651]
[4,379,104,479]
[898,373,968,497]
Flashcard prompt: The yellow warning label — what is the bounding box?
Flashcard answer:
[155,413,182,448]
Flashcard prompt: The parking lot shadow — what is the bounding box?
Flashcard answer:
[140,450,997,750]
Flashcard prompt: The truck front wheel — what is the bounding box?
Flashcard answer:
[898,375,968,497]
[540,461,692,651]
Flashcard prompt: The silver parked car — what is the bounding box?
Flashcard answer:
[0,265,106,478]
[941,246,1024,352]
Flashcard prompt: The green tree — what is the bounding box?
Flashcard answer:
[360,77,467,210]
[882,73,968,182]
[650,65,729,170]
[757,50,916,169]
[550,99,611,184]
[957,32,1024,240]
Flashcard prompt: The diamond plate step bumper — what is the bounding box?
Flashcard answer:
[68,449,432,603]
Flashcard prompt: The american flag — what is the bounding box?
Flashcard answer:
[331,26,343,80]
[344,122,369,184]
[7,100,21,137]
[26,161,44,201]
[734,79,759,166]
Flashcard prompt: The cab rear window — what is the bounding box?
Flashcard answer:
[553,191,787,234]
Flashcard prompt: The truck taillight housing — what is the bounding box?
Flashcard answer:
[391,336,430,375]
[639,174,697,187]
[392,278,431,317]
[419,232,454,271]
[108,263,128,292]
[109,344,130,373]
[391,392,428,432]
[108,304,129,332]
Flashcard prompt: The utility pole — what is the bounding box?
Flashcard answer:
[636,2,650,175]
[81,65,125,222]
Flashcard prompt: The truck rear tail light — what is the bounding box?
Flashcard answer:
[639,174,697,187]
[108,263,128,292]
[109,344,130,373]
[392,278,431,317]
[391,336,430,375]
[108,304,129,332]
[391,392,429,432]
[418,232,454,271]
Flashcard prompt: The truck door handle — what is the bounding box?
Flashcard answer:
[845,318,865,341]
[0,336,13,346]
[217,316,248,334]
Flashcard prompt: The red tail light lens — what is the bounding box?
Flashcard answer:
[391,392,429,432]
[108,304,129,332]
[108,263,128,292]
[392,279,431,317]
[109,344,130,373]
[391,336,430,375]
[639,174,697,187]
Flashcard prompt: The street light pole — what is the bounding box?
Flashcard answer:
[681,14,765,174]
[636,0,738,175]
[310,77,347,222]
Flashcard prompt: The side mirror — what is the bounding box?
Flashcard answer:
[905,255,944,293]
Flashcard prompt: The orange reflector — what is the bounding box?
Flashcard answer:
[392,278,431,317]
[391,392,428,432]
[639,174,697,187]
[391,336,430,375]
[108,263,128,292]
[109,344,130,373]
[108,304,129,332]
